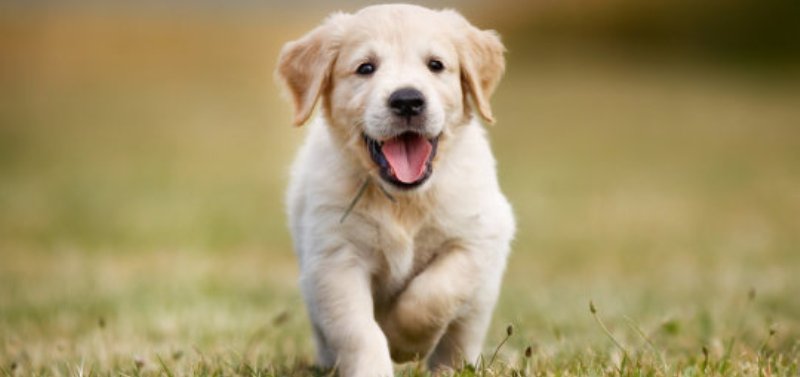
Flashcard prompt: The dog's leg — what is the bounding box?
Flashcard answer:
[379,247,483,362]
[301,251,393,377]
[426,272,503,371]
[307,322,335,369]
[424,311,490,371]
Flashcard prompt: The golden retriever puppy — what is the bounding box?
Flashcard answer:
[277,4,514,376]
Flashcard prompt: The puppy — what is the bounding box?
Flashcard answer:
[277,4,515,376]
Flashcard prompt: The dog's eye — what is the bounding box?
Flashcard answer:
[427,59,445,73]
[356,63,376,76]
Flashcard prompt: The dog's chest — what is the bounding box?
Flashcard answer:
[371,223,448,302]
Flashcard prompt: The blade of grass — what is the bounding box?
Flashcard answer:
[488,325,514,369]
[623,315,668,374]
[590,301,629,358]
[157,355,175,377]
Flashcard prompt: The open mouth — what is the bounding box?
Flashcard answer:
[364,132,439,189]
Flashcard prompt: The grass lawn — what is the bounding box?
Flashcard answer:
[1,9,799,376]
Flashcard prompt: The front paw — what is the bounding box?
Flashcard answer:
[337,327,394,377]
[344,355,393,377]
[344,355,394,377]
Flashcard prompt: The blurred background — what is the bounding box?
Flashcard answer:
[1,0,799,373]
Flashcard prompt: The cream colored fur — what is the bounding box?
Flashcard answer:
[277,4,515,376]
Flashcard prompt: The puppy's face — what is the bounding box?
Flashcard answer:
[329,8,464,189]
[278,5,504,190]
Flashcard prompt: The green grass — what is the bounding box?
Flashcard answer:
[1,8,799,376]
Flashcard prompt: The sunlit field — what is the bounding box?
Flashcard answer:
[1,4,799,376]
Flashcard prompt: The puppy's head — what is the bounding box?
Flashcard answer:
[277,4,504,190]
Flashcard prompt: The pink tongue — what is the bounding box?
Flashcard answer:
[381,134,433,183]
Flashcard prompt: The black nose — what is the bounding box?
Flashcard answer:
[388,88,425,117]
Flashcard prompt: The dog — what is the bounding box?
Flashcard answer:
[276,4,515,376]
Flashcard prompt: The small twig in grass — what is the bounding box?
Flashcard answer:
[590,301,629,359]
[623,315,668,373]
[522,345,533,376]
[758,326,777,355]
[488,324,514,368]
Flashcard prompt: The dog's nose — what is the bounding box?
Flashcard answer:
[388,88,425,117]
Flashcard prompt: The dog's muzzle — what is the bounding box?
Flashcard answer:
[364,132,439,189]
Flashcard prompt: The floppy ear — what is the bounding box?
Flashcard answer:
[276,14,346,126]
[458,24,506,124]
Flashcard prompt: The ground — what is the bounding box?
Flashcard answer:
[1,9,799,377]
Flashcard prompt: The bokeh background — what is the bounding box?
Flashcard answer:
[1,0,799,374]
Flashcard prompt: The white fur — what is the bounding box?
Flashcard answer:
[278,5,514,376]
